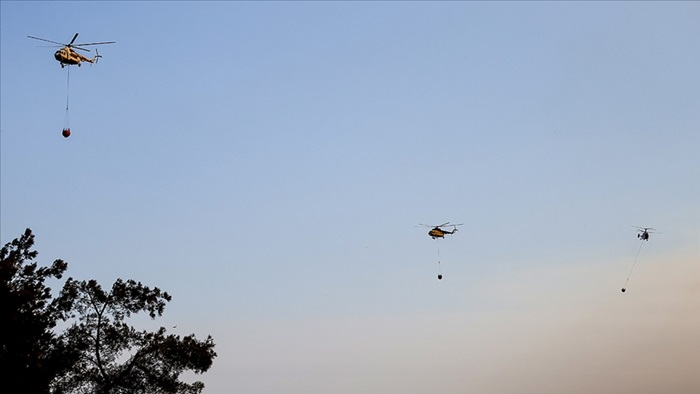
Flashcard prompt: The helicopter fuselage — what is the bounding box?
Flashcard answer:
[634,227,655,241]
[429,228,455,239]
[54,47,95,67]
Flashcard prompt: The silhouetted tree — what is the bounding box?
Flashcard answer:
[1,229,216,394]
[50,279,216,394]
[0,229,78,393]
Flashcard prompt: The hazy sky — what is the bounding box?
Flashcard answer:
[1,2,698,393]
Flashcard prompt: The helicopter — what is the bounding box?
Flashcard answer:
[27,33,115,68]
[633,226,656,241]
[419,222,463,239]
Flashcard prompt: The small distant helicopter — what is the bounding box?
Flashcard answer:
[633,226,656,241]
[419,222,463,239]
[27,33,115,68]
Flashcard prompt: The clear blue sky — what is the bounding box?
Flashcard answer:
[2,2,699,393]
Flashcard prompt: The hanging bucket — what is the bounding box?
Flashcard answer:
[62,128,71,138]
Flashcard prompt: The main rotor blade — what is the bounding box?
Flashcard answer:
[27,36,66,46]
[72,46,91,53]
[72,41,116,46]
[69,33,79,46]
[417,222,451,228]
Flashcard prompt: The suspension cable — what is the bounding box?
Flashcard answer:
[622,242,644,292]
[64,67,70,129]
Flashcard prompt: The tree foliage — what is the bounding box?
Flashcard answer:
[0,229,77,393]
[52,279,216,394]
[1,229,216,394]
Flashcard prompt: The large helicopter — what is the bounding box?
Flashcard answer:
[633,226,656,241]
[27,33,115,68]
[419,222,463,239]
